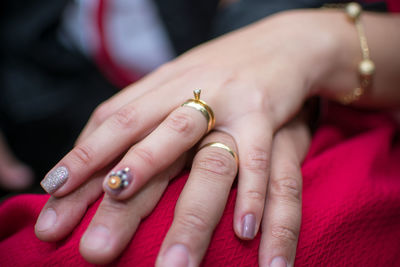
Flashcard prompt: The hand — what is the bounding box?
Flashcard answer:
[156,117,310,267]
[39,10,342,242]
[35,6,400,266]
[0,130,33,190]
[35,114,310,266]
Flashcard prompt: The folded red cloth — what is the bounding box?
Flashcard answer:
[1,104,399,267]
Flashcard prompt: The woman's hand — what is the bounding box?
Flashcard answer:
[35,7,400,265]
[156,118,310,267]
[35,114,310,266]
[39,10,343,241]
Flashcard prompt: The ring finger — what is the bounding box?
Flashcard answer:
[156,131,238,267]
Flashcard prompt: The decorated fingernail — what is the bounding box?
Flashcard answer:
[105,167,132,194]
[41,166,69,194]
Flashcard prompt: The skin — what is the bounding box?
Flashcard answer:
[0,131,33,190]
[35,9,400,266]
[36,122,309,267]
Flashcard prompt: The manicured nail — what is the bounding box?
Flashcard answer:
[160,244,189,267]
[104,167,132,195]
[270,256,287,267]
[81,225,110,251]
[35,208,57,232]
[242,213,256,239]
[41,166,69,194]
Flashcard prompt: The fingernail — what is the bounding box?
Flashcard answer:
[270,256,287,267]
[104,167,132,195]
[81,225,110,251]
[160,244,189,267]
[35,208,57,232]
[41,166,69,194]
[242,213,256,239]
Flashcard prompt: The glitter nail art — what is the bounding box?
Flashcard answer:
[106,167,131,193]
[41,166,69,194]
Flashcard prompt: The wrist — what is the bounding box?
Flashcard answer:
[264,10,361,99]
[304,11,362,99]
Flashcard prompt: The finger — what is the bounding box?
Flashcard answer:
[35,172,105,242]
[40,78,188,197]
[77,62,182,144]
[0,131,33,190]
[259,118,311,267]
[80,155,185,264]
[156,131,238,267]
[76,60,234,145]
[102,105,208,200]
[231,113,273,240]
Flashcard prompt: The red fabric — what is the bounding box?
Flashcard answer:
[1,3,400,266]
[0,104,400,266]
[386,0,400,12]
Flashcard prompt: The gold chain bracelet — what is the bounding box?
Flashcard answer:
[324,2,375,104]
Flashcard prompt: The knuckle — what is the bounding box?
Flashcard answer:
[99,199,128,216]
[195,150,236,178]
[250,89,267,112]
[110,105,137,130]
[242,147,269,172]
[92,102,111,125]
[134,147,156,166]
[70,144,94,166]
[176,209,210,234]
[270,223,299,244]
[244,189,265,204]
[165,111,195,137]
[269,175,302,203]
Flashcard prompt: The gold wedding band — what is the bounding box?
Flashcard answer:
[181,89,215,134]
[199,142,239,166]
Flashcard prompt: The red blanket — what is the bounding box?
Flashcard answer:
[1,103,399,266]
